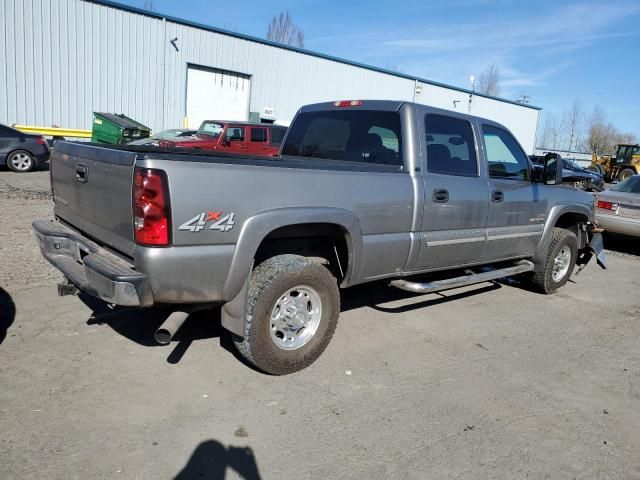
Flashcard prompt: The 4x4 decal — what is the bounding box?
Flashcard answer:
[179,211,236,232]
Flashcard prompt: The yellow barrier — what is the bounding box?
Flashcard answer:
[12,125,92,138]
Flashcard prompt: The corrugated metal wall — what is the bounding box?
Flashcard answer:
[0,0,540,152]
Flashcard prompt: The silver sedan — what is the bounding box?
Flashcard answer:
[596,175,640,237]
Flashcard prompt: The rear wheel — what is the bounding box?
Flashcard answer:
[618,168,635,182]
[233,254,340,375]
[529,227,577,294]
[6,150,35,172]
[572,179,588,190]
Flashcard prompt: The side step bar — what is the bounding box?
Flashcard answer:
[390,260,534,294]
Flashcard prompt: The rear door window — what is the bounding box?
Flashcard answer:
[425,114,477,176]
[483,125,530,180]
[281,110,403,169]
[250,128,267,143]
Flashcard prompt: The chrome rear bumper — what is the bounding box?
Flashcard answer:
[32,219,153,306]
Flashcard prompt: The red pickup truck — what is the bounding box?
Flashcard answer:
[160,121,287,157]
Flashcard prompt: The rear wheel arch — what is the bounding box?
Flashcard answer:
[222,208,362,302]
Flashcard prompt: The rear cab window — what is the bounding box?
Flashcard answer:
[425,114,477,176]
[483,124,530,181]
[281,109,403,170]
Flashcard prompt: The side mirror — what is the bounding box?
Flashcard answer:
[543,153,563,185]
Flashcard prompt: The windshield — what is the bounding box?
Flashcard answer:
[197,121,224,138]
[610,176,640,193]
[281,110,403,168]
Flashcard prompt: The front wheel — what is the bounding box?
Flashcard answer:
[572,179,588,190]
[618,168,635,182]
[6,150,36,172]
[529,227,577,294]
[233,254,340,375]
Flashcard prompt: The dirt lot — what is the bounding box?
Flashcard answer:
[1,169,639,479]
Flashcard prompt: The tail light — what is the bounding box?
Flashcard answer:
[596,200,619,211]
[133,168,171,246]
[333,100,362,107]
[35,137,47,145]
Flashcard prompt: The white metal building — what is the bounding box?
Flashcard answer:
[0,0,541,152]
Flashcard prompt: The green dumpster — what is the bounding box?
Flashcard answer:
[91,112,151,144]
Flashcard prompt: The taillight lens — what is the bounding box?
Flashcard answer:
[36,137,47,145]
[133,168,170,246]
[596,200,619,211]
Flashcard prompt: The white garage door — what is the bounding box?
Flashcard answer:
[186,66,251,129]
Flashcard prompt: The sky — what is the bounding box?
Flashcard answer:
[121,0,640,137]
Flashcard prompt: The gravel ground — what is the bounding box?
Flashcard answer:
[1,169,639,479]
[0,168,57,288]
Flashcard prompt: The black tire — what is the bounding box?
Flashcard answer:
[529,228,578,294]
[233,254,340,375]
[6,150,36,172]
[618,168,635,182]
[587,164,604,175]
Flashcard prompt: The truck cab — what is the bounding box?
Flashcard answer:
[160,120,287,157]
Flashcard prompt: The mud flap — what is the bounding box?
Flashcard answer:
[575,232,607,275]
[220,276,249,337]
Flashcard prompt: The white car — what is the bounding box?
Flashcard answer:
[596,175,640,237]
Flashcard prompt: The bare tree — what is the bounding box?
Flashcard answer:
[476,64,501,97]
[563,98,583,151]
[537,112,562,149]
[267,11,305,48]
[587,106,618,156]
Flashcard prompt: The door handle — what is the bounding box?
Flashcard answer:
[75,164,88,183]
[492,191,504,202]
[432,189,449,203]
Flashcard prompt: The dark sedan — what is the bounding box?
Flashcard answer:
[0,123,50,172]
[530,155,605,191]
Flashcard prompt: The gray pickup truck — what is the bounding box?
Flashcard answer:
[33,100,606,374]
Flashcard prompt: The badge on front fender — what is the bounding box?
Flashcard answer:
[179,211,236,232]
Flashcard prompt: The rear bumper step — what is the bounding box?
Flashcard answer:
[32,219,153,307]
[390,260,534,294]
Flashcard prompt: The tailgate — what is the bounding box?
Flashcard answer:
[51,142,137,257]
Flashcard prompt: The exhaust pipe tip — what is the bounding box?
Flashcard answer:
[154,328,173,345]
[154,311,190,345]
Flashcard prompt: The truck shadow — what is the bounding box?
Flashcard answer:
[80,280,503,367]
[173,440,262,480]
[0,287,16,346]
[81,294,222,364]
[341,280,502,313]
[603,233,640,256]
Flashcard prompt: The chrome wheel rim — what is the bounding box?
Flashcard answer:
[10,153,33,171]
[270,285,322,350]
[573,180,587,190]
[552,246,571,282]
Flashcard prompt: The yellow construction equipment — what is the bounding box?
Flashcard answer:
[589,144,640,182]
